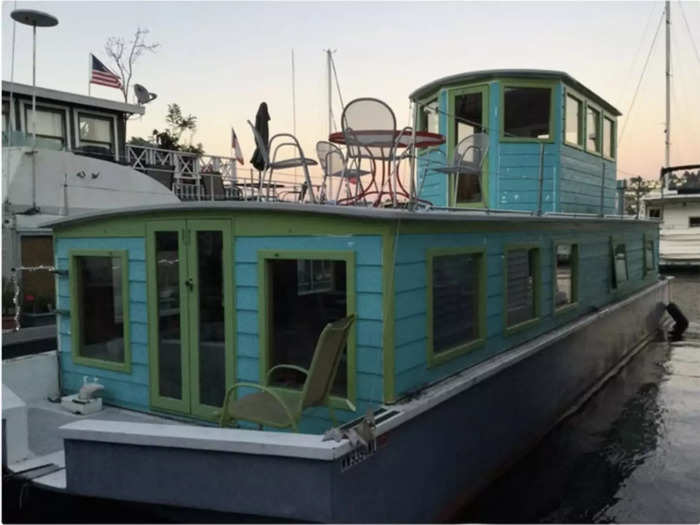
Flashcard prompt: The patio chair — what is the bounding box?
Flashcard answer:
[433,133,489,205]
[219,314,356,432]
[246,120,318,203]
[316,141,372,203]
[201,173,226,200]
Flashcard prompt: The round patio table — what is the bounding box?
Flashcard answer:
[329,130,445,205]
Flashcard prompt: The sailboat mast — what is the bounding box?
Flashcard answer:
[665,0,671,170]
[327,49,332,136]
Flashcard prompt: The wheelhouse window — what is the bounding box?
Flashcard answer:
[554,244,578,310]
[24,105,66,148]
[78,113,114,154]
[428,250,485,365]
[503,86,551,140]
[454,90,485,204]
[586,106,601,153]
[565,93,583,146]
[603,116,615,158]
[419,99,439,135]
[505,247,540,329]
[611,241,628,288]
[71,251,129,371]
[266,256,351,397]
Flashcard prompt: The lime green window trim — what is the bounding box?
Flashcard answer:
[503,243,542,335]
[643,233,655,278]
[426,247,486,368]
[602,114,616,160]
[552,241,579,316]
[563,87,585,150]
[446,83,489,209]
[69,249,131,373]
[257,249,357,411]
[609,236,630,291]
[499,78,557,144]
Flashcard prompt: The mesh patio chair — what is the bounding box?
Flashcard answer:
[247,120,318,203]
[316,141,372,204]
[433,133,489,206]
[219,314,356,432]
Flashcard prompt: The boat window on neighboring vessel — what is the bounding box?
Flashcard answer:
[24,105,66,149]
[689,217,700,228]
[431,252,481,355]
[506,247,539,327]
[586,106,601,153]
[554,244,578,310]
[603,116,615,158]
[267,257,349,397]
[72,252,129,368]
[612,243,628,287]
[565,94,583,146]
[648,208,661,219]
[503,86,551,140]
[78,113,114,153]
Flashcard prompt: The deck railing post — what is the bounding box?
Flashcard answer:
[536,142,545,216]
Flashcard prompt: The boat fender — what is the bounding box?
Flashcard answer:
[666,302,688,341]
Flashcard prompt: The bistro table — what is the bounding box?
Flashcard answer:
[329,129,444,205]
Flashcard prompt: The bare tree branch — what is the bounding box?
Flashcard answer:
[104,27,159,103]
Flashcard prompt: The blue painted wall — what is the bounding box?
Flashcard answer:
[392,225,658,399]
[56,237,150,412]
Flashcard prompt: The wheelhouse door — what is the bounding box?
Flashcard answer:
[447,85,489,208]
[146,220,234,419]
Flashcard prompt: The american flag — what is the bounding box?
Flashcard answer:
[90,54,122,89]
[231,127,244,165]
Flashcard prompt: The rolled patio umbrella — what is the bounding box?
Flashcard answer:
[250,102,270,172]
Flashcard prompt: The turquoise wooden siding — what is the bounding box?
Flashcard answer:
[392,224,658,398]
[234,235,384,433]
[560,144,616,214]
[56,237,150,412]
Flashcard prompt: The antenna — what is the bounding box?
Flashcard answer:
[664,0,671,170]
[133,84,158,105]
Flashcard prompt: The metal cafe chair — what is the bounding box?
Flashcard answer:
[433,133,489,205]
[247,120,318,203]
[316,141,372,204]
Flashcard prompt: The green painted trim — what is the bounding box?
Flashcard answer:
[256,249,358,410]
[552,241,579,316]
[425,247,486,368]
[146,221,191,414]
[499,79,557,144]
[445,84,489,208]
[503,243,542,335]
[69,249,131,373]
[563,88,585,149]
[382,225,396,404]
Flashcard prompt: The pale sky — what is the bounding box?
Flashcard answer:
[2,1,699,181]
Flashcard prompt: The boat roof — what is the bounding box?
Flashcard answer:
[409,69,622,116]
[43,201,655,230]
[2,80,144,115]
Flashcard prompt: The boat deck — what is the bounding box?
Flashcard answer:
[5,398,184,492]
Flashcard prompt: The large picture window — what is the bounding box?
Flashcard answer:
[505,246,540,330]
[554,243,578,311]
[427,249,485,366]
[24,105,67,148]
[78,113,115,153]
[503,86,551,140]
[70,251,130,372]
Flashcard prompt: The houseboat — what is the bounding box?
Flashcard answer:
[2,70,667,522]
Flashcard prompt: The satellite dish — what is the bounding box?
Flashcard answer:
[134,84,157,105]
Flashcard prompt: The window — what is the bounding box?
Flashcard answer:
[611,241,628,289]
[648,207,661,219]
[420,99,439,135]
[264,253,353,400]
[603,117,615,158]
[453,90,485,204]
[565,94,583,146]
[554,243,578,310]
[503,86,551,140]
[78,113,114,153]
[70,251,130,371]
[2,100,9,133]
[427,249,485,365]
[644,239,655,275]
[689,217,700,228]
[505,247,540,330]
[586,106,601,153]
[24,105,66,148]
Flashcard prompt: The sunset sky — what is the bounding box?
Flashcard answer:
[2,1,699,181]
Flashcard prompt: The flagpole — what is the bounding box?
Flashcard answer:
[88,53,91,96]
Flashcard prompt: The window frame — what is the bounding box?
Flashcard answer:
[69,249,131,373]
[609,237,630,291]
[426,247,487,368]
[643,233,656,277]
[416,92,443,157]
[20,100,71,149]
[552,241,579,315]
[602,115,616,160]
[257,249,357,411]
[74,109,119,160]
[585,102,602,155]
[689,217,700,228]
[563,88,585,149]
[499,79,556,144]
[503,243,542,334]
